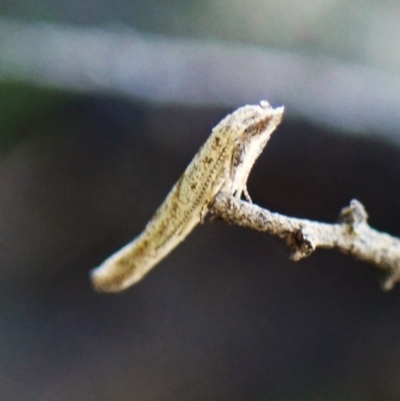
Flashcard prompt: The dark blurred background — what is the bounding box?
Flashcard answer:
[1,1,400,400]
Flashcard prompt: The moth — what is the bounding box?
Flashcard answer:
[91,101,283,292]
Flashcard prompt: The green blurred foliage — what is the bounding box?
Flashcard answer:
[0,82,67,155]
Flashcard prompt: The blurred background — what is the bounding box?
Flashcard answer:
[1,1,400,400]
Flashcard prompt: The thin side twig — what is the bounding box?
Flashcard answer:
[3,18,400,140]
[210,193,400,291]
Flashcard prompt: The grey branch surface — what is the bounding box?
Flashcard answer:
[210,193,400,291]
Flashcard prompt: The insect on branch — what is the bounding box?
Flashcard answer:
[91,101,400,292]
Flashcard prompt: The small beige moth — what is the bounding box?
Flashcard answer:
[91,101,283,292]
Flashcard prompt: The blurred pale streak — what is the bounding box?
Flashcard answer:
[2,18,400,143]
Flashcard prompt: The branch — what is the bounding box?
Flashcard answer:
[210,193,400,291]
[3,18,400,142]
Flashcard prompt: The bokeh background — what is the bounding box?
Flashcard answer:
[1,1,400,400]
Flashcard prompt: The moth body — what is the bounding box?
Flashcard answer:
[91,101,283,292]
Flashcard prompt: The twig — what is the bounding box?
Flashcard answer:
[3,18,400,141]
[210,193,400,291]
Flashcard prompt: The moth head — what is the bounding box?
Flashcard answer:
[239,101,284,137]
